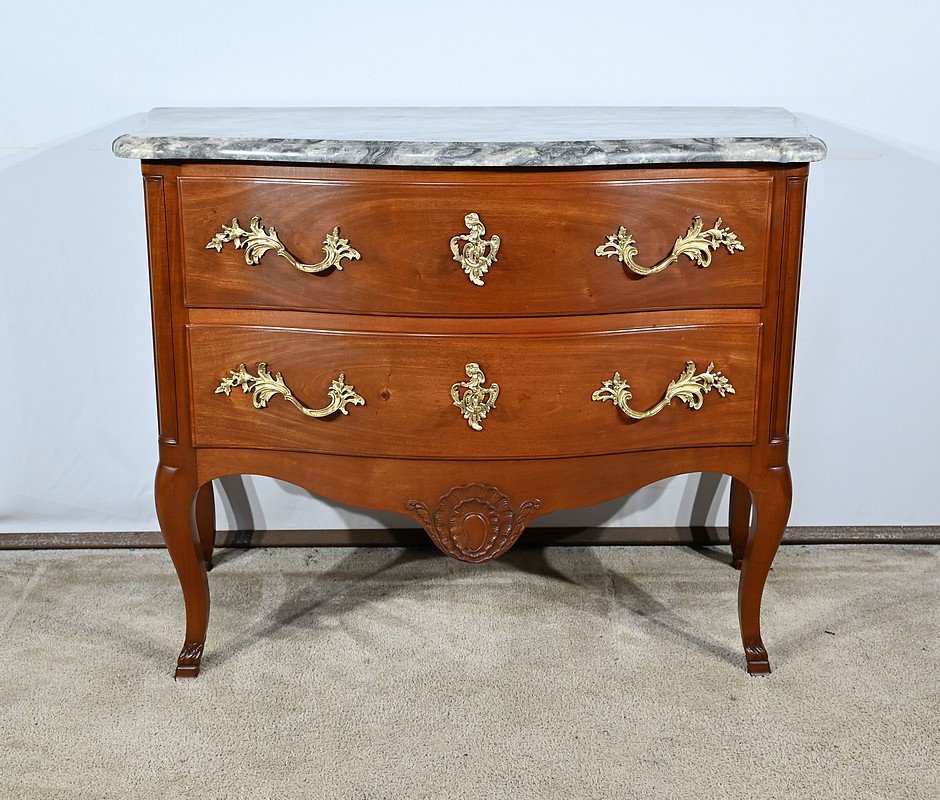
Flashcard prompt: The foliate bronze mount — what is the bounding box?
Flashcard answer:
[207,216,361,274]
[451,363,499,430]
[592,361,734,420]
[408,484,541,563]
[595,215,744,276]
[449,212,501,285]
[216,362,365,419]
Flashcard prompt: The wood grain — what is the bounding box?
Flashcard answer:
[177,165,772,317]
[188,321,760,459]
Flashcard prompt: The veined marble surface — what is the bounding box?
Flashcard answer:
[112,107,826,166]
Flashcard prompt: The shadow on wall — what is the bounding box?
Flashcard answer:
[215,475,416,534]
[0,116,160,533]
[211,473,728,536]
[2,113,938,535]
[786,115,940,525]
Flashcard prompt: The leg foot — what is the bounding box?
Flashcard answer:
[156,463,210,678]
[745,642,772,675]
[175,641,205,678]
[728,477,751,570]
[738,465,791,675]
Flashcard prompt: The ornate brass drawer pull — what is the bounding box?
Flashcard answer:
[206,216,360,274]
[595,216,744,276]
[592,361,734,420]
[450,212,500,286]
[215,362,365,418]
[451,363,499,430]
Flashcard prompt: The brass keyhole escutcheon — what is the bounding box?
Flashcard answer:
[450,362,499,430]
[449,212,500,286]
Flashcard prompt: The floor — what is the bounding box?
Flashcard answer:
[0,544,937,800]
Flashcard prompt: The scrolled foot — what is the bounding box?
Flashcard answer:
[731,556,743,571]
[744,642,771,675]
[175,640,205,679]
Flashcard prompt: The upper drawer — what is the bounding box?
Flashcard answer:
[177,167,773,317]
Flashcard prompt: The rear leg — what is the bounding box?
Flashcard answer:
[728,478,752,570]
[194,481,216,571]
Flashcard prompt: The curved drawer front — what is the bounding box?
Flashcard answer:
[179,167,772,316]
[189,322,760,459]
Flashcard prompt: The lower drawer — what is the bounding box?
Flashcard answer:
[188,322,761,459]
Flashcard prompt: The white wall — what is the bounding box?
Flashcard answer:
[2,0,938,534]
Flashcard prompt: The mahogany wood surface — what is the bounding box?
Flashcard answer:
[140,159,810,678]
[188,320,760,459]
[177,165,772,317]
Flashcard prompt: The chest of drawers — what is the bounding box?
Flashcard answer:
[115,107,825,677]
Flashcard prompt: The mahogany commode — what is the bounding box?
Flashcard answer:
[114,106,826,677]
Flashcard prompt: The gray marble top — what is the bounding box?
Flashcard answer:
[112,107,826,167]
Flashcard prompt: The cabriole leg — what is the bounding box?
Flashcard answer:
[155,463,210,678]
[738,465,791,675]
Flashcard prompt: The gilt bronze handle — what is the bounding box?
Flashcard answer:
[592,361,734,420]
[207,216,360,274]
[595,216,743,276]
[215,363,365,419]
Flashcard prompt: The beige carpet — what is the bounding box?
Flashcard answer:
[0,544,937,799]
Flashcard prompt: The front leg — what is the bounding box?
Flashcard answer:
[155,463,210,678]
[737,465,791,675]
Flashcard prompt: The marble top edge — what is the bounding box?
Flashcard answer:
[113,107,826,165]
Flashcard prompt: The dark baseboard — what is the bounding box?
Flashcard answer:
[0,525,937,550]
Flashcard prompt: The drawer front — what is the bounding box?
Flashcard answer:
[179,168,772,317]
[189,322,761,459]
